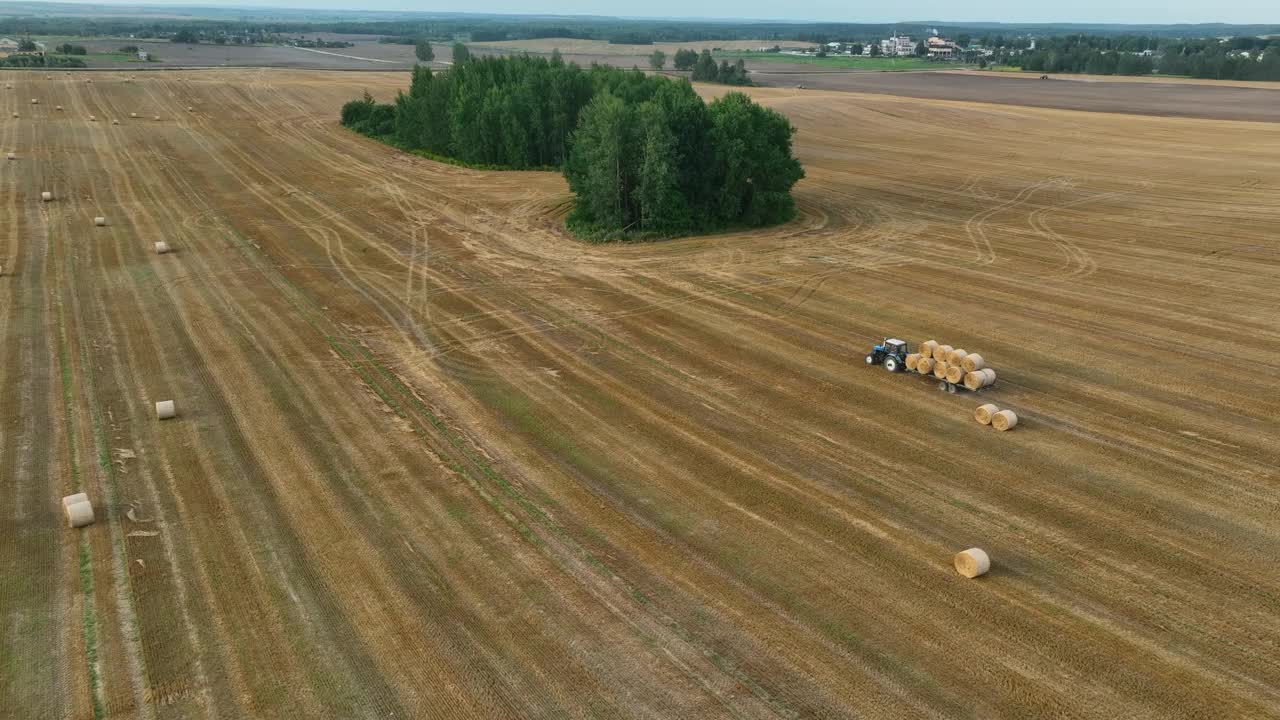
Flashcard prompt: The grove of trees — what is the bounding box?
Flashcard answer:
[688,50,750,85]
[341,55,802,240]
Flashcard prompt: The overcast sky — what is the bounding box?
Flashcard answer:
[49,1,1278,25]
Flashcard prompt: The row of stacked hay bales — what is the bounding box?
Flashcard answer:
[905,340,997,390]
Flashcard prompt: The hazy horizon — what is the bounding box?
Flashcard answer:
[27,0,1280,26]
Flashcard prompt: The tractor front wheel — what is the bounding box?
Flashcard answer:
[865,354,876,365]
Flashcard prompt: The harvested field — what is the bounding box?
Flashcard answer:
[2,69,1280,719]
[746,69,1280,122]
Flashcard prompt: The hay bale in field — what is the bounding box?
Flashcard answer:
[11,112,18,118]
[30,98,37,105]
[915,357,935,375]
[905,353,921,371]
[130,112,137,118]
[975,403,999,425]
[56,105,63,111]
[962,354,985,373]
[62,492,89,508]
[980,368,996,386]
[963,371,989,390]
[155,400,176,420]
[919,339,938,357]
[946,348,968,365]
[932,344,953,362]
[153,116,161,121]
[954,548,990,578]
[945,364,966,384]
[5,152,14,160]
[933,361,949,379]
[89,115,96,122]
[93,216,106,227]
[41,191,53,202]
[187,106,194,112]
[992,410,1018,431]
[66,500,95,529]
[154,242,170,255]
[112,120,119,125]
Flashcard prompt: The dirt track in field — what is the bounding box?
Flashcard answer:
[2,69,1279,719]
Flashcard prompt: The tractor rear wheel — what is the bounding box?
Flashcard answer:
[884,356,899,372]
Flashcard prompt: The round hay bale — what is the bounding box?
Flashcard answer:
[954,548,990,578]
[155,400,176,420]
[961,353,985,373]
[11,112,18,118]
[89,115,96,122]
[992,410,1018,432]
[56,105,63,111]
[915,357,935,375]
[980,368,996,386]
[933,361,950,379]
[130,112,137,118]
[41,191,53,202]
[905,353,921,371]
[93,217,106,227]
[154,241,170,255]
[975,403,999,425]
[963,371,988,390]
[30,98,37,104]
[945,364,966,384]
[946,348,968,365]
[919,340,938,357]
[5,152,15,160]
[187,106,194,112]
[66,500,95,529]
[62,492,89,508]
[932,344,953,362]
[112,120,119,125]
[153,116,161,121]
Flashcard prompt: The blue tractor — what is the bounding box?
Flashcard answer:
[865,338,909,373]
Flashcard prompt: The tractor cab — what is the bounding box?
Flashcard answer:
[866,338,909,372]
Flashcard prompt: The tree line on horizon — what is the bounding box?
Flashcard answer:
[341,54,803,240]
[1011,34,1280,81]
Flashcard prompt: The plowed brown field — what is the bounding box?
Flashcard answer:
[3,69,1279,719]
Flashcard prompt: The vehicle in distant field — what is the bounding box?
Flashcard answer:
[865,338,909,372]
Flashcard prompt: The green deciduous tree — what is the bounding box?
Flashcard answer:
[707,92,805,227]
[691,49,718,81]
[672,48,698,71]
[649,49,666,70]
[415,39,434,62]
[452,43,470,64]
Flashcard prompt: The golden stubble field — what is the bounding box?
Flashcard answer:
[1,69,1279,719]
